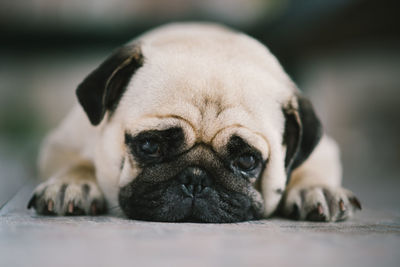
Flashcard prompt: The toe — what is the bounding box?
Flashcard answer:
[65,201,85,216]
[306,203,328,222]
[302,187,330,221]
[89,200,106,215]
[47,199,54,212]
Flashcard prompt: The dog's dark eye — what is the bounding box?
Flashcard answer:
[234,154,258,171]
[139,139,161,157]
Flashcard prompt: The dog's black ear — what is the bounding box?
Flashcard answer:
[283,94,323,177]
[76,44,144,125]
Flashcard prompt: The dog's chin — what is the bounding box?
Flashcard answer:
[118,179,263,223]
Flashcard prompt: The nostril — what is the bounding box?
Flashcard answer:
[187,184,194,192]
[178,166,212,197]
[200,176,212,187]
[181,184,193,198]
[181,184,205,198]
[178,173,190,184]
[194,184,203,194]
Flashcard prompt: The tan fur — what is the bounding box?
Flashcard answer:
[32,23,357,220]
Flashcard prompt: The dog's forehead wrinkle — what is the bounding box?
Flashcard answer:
[145,89,251,146]
[186,92,257,144]
[131,96,270,160]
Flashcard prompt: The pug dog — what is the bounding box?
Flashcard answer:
[27,23,361,222]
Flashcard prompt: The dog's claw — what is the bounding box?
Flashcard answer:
[317,203,324,215]
[47,199,54,212]
[306,203,327,221]
[339,199,346,212]
[67,202,74,214]
[65,202,85,216]
[27,194,36,209]
[349,196,362,210]
[90,201,97,215]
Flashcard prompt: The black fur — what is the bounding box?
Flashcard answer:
[125,127,185,167]
[76,44,144,125]
[283,95,323,179]
[225,135,265,180]
[119,131,265,222]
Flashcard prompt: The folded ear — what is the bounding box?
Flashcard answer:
[76,44,144,125]
[283,94,323,178]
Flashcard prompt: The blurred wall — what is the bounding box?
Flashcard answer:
[1,0,399,210]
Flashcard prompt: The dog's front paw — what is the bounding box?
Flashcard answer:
[28,175,105,216]
[281,186,361,222]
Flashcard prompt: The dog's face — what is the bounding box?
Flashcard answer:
[120,130,266,222]
[76,24,321,222]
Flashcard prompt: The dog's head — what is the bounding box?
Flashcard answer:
[76,24,321,222]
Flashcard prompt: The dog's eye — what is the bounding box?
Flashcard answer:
[139,139,161,157]
[234,154,258,171]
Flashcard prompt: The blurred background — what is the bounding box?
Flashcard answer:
[1,0,399,212]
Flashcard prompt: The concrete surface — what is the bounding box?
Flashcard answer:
[0,182,399,267]
[1,26,400,267]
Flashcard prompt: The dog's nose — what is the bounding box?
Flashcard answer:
[178,166,212,197]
